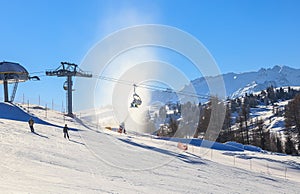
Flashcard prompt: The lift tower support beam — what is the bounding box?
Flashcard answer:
[46,62,92,117]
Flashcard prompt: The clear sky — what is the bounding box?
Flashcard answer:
[0,0,300,110]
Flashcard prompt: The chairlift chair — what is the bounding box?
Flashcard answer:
[130,84,142,108]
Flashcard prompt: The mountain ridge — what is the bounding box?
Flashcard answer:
[150,65,300,103]
[188,65,300,99]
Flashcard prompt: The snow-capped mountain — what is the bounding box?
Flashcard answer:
[190,65,300,99]
[151,65,300,103]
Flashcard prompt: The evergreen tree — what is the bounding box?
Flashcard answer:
[276,136,283,153]
[285,135,297,155]
[230,99,238,112]
[223,103,232,132]
[269,133,277,152]
[256,118,265,149]
[249,94,258,108]
[194,104,210,138]
[285,94,300,146]
[195,96,226,141]
[267,86,277,104]
[263,129,272,151]
[237,115,245,144]
[169,117,179,137]
[240,103,250,144]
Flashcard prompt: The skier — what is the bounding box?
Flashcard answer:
[118,122,126,134]
[63,124,69,140]
[28,117,34,133]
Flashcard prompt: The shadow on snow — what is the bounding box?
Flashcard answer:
[32,131,49,139]
[0,103,80,131]
[118,138,205,165]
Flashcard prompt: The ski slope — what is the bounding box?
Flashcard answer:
[0,102,300,193]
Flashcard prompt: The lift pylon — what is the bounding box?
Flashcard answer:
[46,62,92,117]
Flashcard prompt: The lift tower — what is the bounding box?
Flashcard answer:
[46,62,92,117]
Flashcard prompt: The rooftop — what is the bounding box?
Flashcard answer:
[0,61,29,84]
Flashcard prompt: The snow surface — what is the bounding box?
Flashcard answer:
[0,102,300,193]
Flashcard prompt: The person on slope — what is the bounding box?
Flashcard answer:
[28,117,35,133]
[63,124,70,140]
[118,122,126,134]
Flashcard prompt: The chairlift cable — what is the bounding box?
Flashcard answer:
[91,74,211,99]
[29,71,45,75]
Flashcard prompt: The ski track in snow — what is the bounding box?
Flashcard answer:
[0,103,299,193]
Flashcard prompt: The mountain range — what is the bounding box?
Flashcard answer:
[151,65,300,103]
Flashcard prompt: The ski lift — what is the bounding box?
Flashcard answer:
[130,84,142,108]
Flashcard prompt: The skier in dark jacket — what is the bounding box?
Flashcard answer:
[63,124,69,140]
[28,117,34,132]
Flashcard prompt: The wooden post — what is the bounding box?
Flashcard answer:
[52,99,54,110]
[266,162,270,174]
[284,167,287,179]
[45,104,47,118]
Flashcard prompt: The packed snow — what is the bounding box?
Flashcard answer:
[0,102,300,193]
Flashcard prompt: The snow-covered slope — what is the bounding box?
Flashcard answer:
[0,103,300,193]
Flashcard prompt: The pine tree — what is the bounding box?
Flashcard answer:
[194,104,210,138]
[169,117,179,137]
[269,133,277,152]
[267,86,277,104]
[285,94,300,148]
[217,103,233,143]
[241,103,250,144]
[263,129,271,151]
[256,118,265,149]
[276,136,283,153]
[237,115,245,144]
[224,103,232,131]
[285,135,297,155]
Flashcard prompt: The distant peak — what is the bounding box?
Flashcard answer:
[258,67,266,72]
[272,65,281,69]
[271,65,282,72]
[258,65,296,73]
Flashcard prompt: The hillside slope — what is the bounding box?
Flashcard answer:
[0,103,300,193]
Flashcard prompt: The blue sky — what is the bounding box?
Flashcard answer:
[0,0,300,110]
